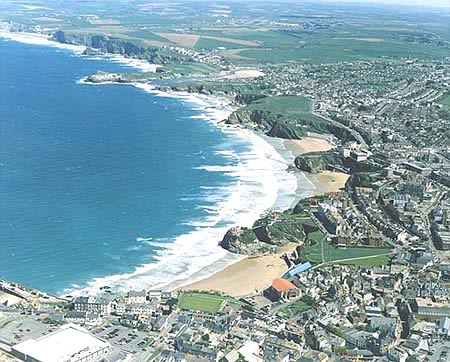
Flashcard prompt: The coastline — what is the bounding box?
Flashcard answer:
[0,30,337,298]
[175,244,298,297]
[174,136,346,297]
[0,31,159,72]
[132,87,307,294]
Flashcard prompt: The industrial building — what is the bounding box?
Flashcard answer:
[11,323,111,362]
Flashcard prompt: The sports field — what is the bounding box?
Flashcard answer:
[177,292,226,314]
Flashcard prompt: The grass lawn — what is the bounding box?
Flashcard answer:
[246,96,312,116]
[177,292,225,314]
[304,238,392,266]
[438,94,450,110]
[279,299,312,318]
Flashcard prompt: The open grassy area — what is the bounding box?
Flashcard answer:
[438,94,450,110]
[162,63,219,75]
[234,36,450,64]
[245,95,310,114]
[177,292,226,314]
[278,298,313,318]
[304,238,392,266]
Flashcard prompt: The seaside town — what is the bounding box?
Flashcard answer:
[1,0,450,361]
[1,54,450,360]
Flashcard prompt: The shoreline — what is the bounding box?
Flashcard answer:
[175,136,347,297]
[0,30,339,299]
[132,88,307,294]
[0,31,159,72]
[175,244,298,297]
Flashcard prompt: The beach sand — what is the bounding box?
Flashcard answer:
[284,137,334,156]
[224,69,265,80]
[175,137,344,297]
[176,244,297,297]
[0,291,23,306]
[284,137,348,194]
[308,170,349,195]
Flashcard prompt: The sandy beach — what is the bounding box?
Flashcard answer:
[0,291,23,306]
[224,69,266,80]
[308,170,350,195]
[283,137,348,194]
[175,136,346,297]
[176,244,297,297]
[284,137,334,156]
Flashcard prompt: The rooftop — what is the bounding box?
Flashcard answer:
[271,278,296,293]
[12,323,110,362]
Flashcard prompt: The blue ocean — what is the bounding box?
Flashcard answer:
[0,38,298,296]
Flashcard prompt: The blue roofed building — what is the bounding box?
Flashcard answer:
[285,262,312,278]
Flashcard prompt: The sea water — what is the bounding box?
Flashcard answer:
[0,38,302,296]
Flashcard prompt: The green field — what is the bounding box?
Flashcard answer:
[304,238,392,266]
[162,63,219,75]
[278,298,313,318]
[243,96,325,128]
[236,38,450,64]
[438,94,450,110]
[246,95,311,115]
[177,292,226,314]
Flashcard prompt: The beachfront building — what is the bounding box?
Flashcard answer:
[72,296,112,315]
[11,323,111,362]
[127,290,147,304]
[264,278,299,302]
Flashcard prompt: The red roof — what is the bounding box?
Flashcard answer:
[271,278,296,292]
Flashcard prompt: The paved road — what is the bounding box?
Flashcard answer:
[310,100,368,148]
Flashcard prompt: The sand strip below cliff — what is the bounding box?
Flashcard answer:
[176,137,348,296]
[176,244,297,297]
[284,137,334,155]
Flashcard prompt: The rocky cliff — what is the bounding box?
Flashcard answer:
[225,106,356,141]
[219,210,313,255]
[226,108,307,139]
[165,84,267,106]
[51,31,187,64]
[84,71,160,84]
[294,151,343,173]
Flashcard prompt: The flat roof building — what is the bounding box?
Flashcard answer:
[11,323,111,362]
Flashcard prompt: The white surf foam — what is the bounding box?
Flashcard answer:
[62,87,304,297]
[3,32,307,296]
[0,31,86,54]
[0,31,158,72]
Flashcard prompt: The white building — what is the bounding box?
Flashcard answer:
[73,296,112,315]
[127,290,147,304]
[12,323,111,362]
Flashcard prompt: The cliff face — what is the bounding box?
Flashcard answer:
[226,108,307,139]
[219,227,262,255]
[219,211,311,255]
[51,31,187,64]
[294,151,343,173]
[84,71,159,84]
[166,84,267,106]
